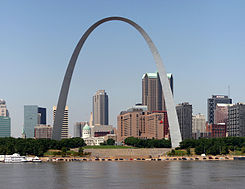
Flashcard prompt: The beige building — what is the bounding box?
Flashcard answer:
[117,108,167,142]
[93,90,108,125]
[192,113,206,139]
[34,124,52,139]
[53,106,68,139]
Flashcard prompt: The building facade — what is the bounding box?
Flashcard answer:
[34,125,52,139]
[206,123,226,138]
[0,116,11,137]
[0,99,9,117]
[207,95,232,124]
[0,100,11,137]
[192,113,206,139]
[24,105,46,138]
[214,104,230,124]
[93,90,109,125]
[142,72,173,112]
[227,103,245,137]
[117,107,169,142]
[74,122,86,138]
[53,106,68,139]
[176,102,192,140]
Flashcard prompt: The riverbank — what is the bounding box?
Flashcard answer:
[39,155,245,162]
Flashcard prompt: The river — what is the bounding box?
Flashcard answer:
[0,161,244,189]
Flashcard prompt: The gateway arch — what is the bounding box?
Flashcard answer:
[52,16,182,148]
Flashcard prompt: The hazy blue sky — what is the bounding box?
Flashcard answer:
[1,0,244,137]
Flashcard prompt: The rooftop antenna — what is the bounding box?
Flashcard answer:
[228,85,230,97]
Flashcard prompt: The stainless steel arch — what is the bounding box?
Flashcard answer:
[52,16,182,148]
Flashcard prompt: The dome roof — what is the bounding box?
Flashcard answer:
[83,123,91,130]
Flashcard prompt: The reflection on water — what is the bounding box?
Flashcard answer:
[0,161,245,189]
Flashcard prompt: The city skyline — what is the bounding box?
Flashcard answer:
[1,1,245,137]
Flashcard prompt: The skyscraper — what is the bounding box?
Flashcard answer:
[227,103,245,137]
[142,72,173,112]
[53,106,68,139]
[176,102,192,140]
[207,95,232,124]
[24,105,46,138]
[0,99,11,137]
[93,90,108,125]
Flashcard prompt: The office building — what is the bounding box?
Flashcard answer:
[142,72,173,112]
[0,99,11,137]
[0,116,11,137]
[53,106,68,139]
[207,95,232,124]
[176,102,192,140]
[192,113,206,139]
[74,122,86,138]
[0,99,9,117]
[117,106,169,142]
[214,104,230,124]
[227,103,245,137]
[206,123,226,138]
[34,125,52,139]
[93,90,109,125]
[24,105,46,138]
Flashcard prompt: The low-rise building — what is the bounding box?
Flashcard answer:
[34,125,52,139]
[206,123,226,138]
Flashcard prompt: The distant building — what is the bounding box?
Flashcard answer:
[24,105,46,138]
[192,113,206,139]
[176,102,192,140]
[117,106,169,142]
[53,106,68,139]
[92,125,114,137]
[82,123,91,139]
[206,123,226,138]
[207,95,232,124]
[0,99,9,117]
[227,103,245,137]
[214,104,231,124]
[82,123,105,145]
[74,122,86,138]
[142,72,173,112]
[0,99,11,137]
[0,116,11,137]
[34,125,52,139]
[93,90,109,125]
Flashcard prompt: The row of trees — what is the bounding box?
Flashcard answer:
[124,137,171,148]
[179,137,245,155]
[0,137,86,157]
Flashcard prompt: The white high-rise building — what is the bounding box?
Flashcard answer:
[53,106,68,139]
[192,113,206,139]
[0,99,9,117]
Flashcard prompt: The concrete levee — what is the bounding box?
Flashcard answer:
[84,148,171,158]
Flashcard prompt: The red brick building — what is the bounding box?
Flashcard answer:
[206,123,226,138]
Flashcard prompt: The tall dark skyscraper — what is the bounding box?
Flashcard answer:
[93,90,109,125]
[176,102,192,140]
[142,72,173,112]
[207,95,232,124]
